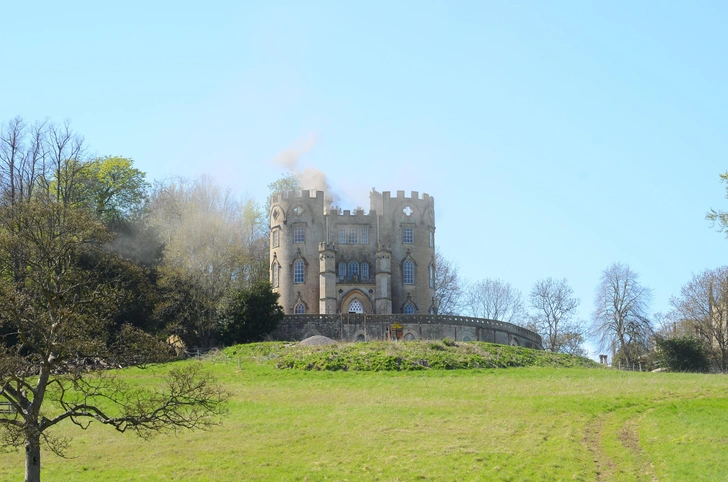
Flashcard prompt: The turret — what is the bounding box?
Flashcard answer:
[318,242,337,314]
[375,243,392,314]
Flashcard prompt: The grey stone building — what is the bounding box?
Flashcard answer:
[270,189,436,315]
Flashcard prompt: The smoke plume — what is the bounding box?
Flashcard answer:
[273,135,339,208]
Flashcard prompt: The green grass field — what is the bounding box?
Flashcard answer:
[1,342,727,481]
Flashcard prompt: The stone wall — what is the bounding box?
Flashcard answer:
[270,314,544,350]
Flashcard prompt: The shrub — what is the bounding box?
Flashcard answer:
[656,335,711,373]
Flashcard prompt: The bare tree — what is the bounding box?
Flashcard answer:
[0,199,228,482]
[432,248,463,315]
[1,117,94,209]
[529,277,584,353]
[669,266,728,372]
[464,278,525,323]
[0,117,47,206]
[592,263,653,365]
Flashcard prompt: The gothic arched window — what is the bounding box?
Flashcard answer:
[348,261,359,280]
[294,303,305,314]
[361,262,369,280]
[404,303,415,314]
[338,262,346,281]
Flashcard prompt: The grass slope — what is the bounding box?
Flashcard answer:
[224,340,599,371]
[0,342,726,481]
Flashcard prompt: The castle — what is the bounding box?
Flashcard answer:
[269,189,436,316]
[268,188,543,349]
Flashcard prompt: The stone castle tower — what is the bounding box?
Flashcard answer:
[269,189,436,315]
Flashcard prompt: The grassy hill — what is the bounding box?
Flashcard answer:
[224,340,599,370]
[0,341,725,481]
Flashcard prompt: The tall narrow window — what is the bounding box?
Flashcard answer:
[361,262,369,280]
[294,259,305,283]
[338,228,346,244]
[294,226,305,243]
[347,228,358,244]
[403,227,414,244]
[361,228,369,245]
[404,303,415,314]
[338,262,346,281]
[272,264,279,288]
[403,260,414,284]
[272,230,279,248]
[294,303,305,314]
[429,264,435,288]
[429,231,434,247]
[348,261,359,280]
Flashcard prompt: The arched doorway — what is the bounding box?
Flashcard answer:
[340,289,372,314]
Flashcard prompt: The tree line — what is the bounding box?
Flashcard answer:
[0,116,283,481]
[435,204,728,373]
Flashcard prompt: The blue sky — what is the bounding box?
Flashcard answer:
[3,1,728,343]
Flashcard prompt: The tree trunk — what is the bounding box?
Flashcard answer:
[25,434,41,482]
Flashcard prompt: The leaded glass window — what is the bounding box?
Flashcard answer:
[361,262,369,280]
[338,262,346,281]
[404,303,415,314]
[348,261,359,280]
[403,227,414,244]
[347,228,358,244]
[294,303,305,314]
[294,226,305,243]
[403,260,414,284]
[349,300,364,313]
[294,259,304,283]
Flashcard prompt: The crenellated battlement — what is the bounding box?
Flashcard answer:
[270,189,325,206]
[381,190,434,205]
[328,207,377,220]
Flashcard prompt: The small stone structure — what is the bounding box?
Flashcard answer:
[271,314,543,350]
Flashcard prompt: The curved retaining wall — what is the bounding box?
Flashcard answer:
[271,314,543,350]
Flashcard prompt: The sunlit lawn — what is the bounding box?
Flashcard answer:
[1,351,727,481]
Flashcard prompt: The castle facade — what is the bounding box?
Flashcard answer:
[270,189,436,315]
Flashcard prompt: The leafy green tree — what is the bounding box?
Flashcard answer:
[0,198,227,482]
[707,171,728,234]
[656,335,711,372]
[73,156,150,225]
[220,281,284,345]
[268,173,300,197]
